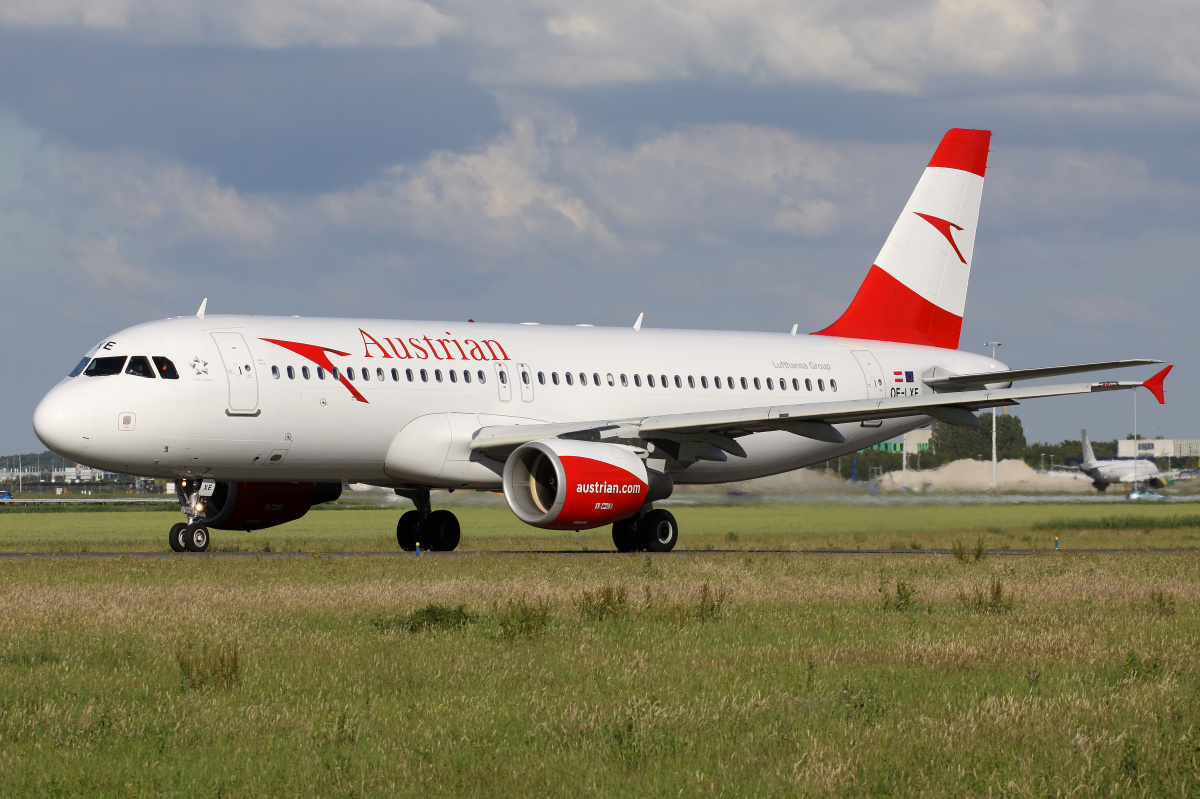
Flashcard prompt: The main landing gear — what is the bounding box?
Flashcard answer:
[611,508,679,553]
[395,489,461,552]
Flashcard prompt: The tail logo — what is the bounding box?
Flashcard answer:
[914,212,967,264]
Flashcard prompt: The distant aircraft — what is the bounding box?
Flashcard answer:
[33,129,1172,553]
[1077,429,1166,491]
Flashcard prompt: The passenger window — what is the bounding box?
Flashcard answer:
[152,357,180,379]
[753,377,761,390]
[779,378,786,391]
[449,370,457,383]
[317,367,325,380]
[766,377,773,390]
[69,357,90,377]
[391,368,399,382]
[727,376,734,390]
[579,373,587,386]
[522,370,530,385]
[688,376,695,388]
[407,369,415,382]
[538,372,545,385]
[831,379,837,392]
[818,379,825,391]
[566,372,574,386]
[84,356,127,376]
[477,370,486,384]
[606,373,614,387]
[420,369,429,382]
[805,378,812,391]
[287,366,295,380]
[125,356,155,378]
[332,367,340,381]
[593,373,601,387]
[498,370,506,385]
[361,368,369,381]
[621,374,628,387]
[347,368,355,381]
[271,366,280,379]
[792,378,800,391]
[552,372,560,385]
[633,374,641,387]
[435,369,443,383]
[464,370,472,384]
[674,375,682,388]
[740,377,748,390]
[302,366,310,380]
[377,368,385,381]
[647,374,655,388]
[714,376,721,389]
[660,375,668,388]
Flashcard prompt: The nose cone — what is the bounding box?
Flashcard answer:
[33,385,95,460]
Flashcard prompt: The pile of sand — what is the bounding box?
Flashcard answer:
[875,459,1093,492]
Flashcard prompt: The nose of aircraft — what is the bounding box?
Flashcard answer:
[33,385,95,460]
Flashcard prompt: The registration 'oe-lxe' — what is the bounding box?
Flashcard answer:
[32,129,1173,553]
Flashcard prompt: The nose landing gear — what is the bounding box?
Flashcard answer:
[395,489,461,552]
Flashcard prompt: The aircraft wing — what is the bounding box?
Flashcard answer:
[923,359,1162,390]
[469,378,1150,461]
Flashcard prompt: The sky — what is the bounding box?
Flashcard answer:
[2,0,1198,455]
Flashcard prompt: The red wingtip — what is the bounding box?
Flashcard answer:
[1142,365,1173,405]
[927,129,991,178]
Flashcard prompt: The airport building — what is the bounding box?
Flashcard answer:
[1117,438,1200,458]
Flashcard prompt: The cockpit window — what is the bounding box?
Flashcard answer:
[69,357,90,377]
[125,356,156,378]
[153,356,179,380]
[83,356,127,376]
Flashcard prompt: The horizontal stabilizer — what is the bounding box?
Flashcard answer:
[925,359,1164,390]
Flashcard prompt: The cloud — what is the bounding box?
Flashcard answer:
[0,0,456,48]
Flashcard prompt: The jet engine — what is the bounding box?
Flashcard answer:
[178,480,342,531]
[502,439,670,530]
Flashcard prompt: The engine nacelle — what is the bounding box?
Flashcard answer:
[503,439,670,530]
[178,480,342,531]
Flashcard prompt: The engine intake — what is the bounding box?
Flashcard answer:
[503,439,670,530]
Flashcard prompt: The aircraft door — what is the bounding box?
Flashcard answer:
[494,363,512,402]
[851,350,886,399]
[517,363,534,402]
[212,332,260,415]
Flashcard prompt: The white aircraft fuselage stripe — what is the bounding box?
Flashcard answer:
[36,314,1002,487]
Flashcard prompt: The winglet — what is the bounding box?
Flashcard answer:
[1142,365,1173,405]
[633,313,643,332]
[196,298,207,320]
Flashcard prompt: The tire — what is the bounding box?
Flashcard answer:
[420,510,461,552]
[169,523,188,553]
[638,509,678,553]
[396,510,422,551]
[612,518,639,552]
[184,525,210,553]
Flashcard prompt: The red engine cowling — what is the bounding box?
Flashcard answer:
[503,439,656,530]
[179,480,342,531]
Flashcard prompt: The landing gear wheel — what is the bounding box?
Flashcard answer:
[420,510,461,552]
[638,509,678,553]
[183,525,210,553]
[612,518,639,552]
[169,523,188,553]
[396,510,421,551]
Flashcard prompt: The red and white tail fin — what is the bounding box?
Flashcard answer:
[815,128,991,349]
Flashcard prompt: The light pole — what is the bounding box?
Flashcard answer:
[985,341,1002,490]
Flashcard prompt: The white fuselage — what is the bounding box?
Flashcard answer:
[34,315,1004,487]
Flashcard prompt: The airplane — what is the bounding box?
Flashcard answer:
[1076,428,1167,491]
[32,128,1173,554]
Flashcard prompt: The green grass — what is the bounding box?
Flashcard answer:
[4,501,1200,552]
[1,552,1199,796]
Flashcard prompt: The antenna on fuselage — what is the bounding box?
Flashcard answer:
[633,312,643,332]
[790,324,798,336]
[196,298,207,320]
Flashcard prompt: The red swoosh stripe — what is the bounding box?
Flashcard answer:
[261,338,369,403]
[813,265,962,349]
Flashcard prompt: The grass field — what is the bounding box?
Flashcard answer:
[3,504,1200,796]
[3,501,1200,552]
